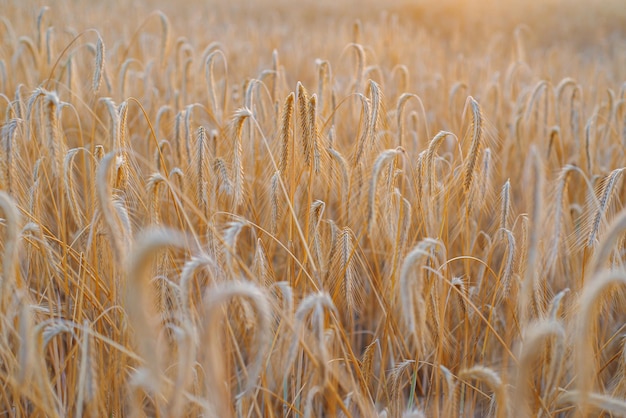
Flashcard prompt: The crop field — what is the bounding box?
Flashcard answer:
[1,0,626,416]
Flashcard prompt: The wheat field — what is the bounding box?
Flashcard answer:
[1,0,626,416]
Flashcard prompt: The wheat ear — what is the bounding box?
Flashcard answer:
[231,108,251,206]
[0,191,20,298]
[576,270,626,414]
[297,82,311,167]
[202,281,271,396]
[278,92,295,174]
[587,168,624,249]
[463,96,483,192]
[514,320,565,416]
[126,228,186,395]
[93,32,104,93]
[400,239,443,351]
[459,366,508,418]
[589,207,626,275]
[368,148,404,235]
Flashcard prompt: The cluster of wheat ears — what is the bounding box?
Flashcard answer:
[0,1,626,417]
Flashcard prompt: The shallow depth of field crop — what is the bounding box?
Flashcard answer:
[1,0,626,416]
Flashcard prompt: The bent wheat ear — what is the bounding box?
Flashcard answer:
[344,43,365,93]
[589,208,626,275]
[576,270,626,413]
[286,292,337,385]
[0,119,20,194]
[557,391,626,416]
[587,168,624,249]
[230,108,251,206]
[426,131,454,196]
[439,365,458,418]
[400,239,444,350]
[388,359,416,418]
[202,281,271,396]
[96,152,129,263]
[0,191,20,296]
[126,228,187,394]
[514,320,565,416]
[368,148,403,234]
[459,366,507,418]
[179,254,217,321]
[367,80,382,148]
[64,148,91,227]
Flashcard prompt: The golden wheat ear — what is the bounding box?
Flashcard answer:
[125,228,187,395]
[200,280,272,415]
